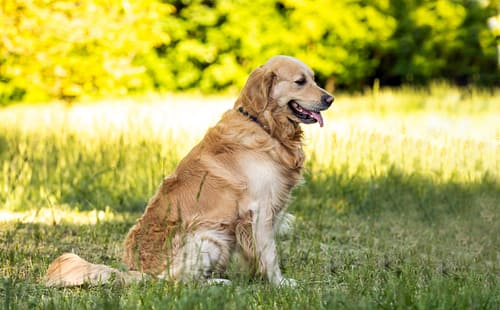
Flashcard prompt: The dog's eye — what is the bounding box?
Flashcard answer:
[294,78,306,86]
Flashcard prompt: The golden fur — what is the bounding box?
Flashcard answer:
[45,55,333,287]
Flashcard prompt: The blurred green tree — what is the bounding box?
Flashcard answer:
[0,0,498,103]
[379,0,499,85]
[0,0,173,103]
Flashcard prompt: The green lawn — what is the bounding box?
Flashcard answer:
[1,86,499,309]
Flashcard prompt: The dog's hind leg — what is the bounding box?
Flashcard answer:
[159,229,233,284]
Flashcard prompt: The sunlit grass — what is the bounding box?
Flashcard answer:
[0,207,132,225]
[1,86,497,213]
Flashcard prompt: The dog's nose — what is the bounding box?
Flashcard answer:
[321,94,334,107]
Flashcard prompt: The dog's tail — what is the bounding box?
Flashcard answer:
[45,253,146,287]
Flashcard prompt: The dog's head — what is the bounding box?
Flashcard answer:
[236,55,334,129]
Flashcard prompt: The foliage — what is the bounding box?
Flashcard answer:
[380,0,500,85]
[0,0,499,101]
[0,89,499,308]
[141,0,500,93]
[0,0,500,103]
[0,0,173,103]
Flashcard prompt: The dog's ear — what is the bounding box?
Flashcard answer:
[236,66,276,113]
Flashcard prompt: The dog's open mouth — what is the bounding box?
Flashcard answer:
[288,101,324,127]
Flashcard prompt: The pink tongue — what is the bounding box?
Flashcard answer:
[310,111,324,127]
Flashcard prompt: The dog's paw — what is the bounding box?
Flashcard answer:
[274,212,296,236]
[279,277,298,287]
[206,278,232,285]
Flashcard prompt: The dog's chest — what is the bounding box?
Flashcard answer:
[240,154,294,210]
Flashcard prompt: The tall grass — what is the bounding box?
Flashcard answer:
[0,86,499,308]
[1,87,497,215]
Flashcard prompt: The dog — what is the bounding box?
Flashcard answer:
[45,55,334,287]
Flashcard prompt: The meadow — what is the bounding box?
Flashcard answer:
[0,85,499,309]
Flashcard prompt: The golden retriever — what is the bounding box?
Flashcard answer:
[45,55,334,287]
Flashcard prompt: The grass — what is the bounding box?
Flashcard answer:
[0,85,499,309]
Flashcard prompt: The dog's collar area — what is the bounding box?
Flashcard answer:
[238,106,264,127]
[238,106,258,123]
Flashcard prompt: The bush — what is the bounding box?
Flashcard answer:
[141,0,398,92]
[0,0,173,103]
[378,0,499,86]
[0,0,498,103]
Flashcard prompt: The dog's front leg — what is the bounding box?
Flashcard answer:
[252,203,296,286]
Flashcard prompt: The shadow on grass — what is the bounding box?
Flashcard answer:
[56,159,499,222]
[293,164,499,223]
